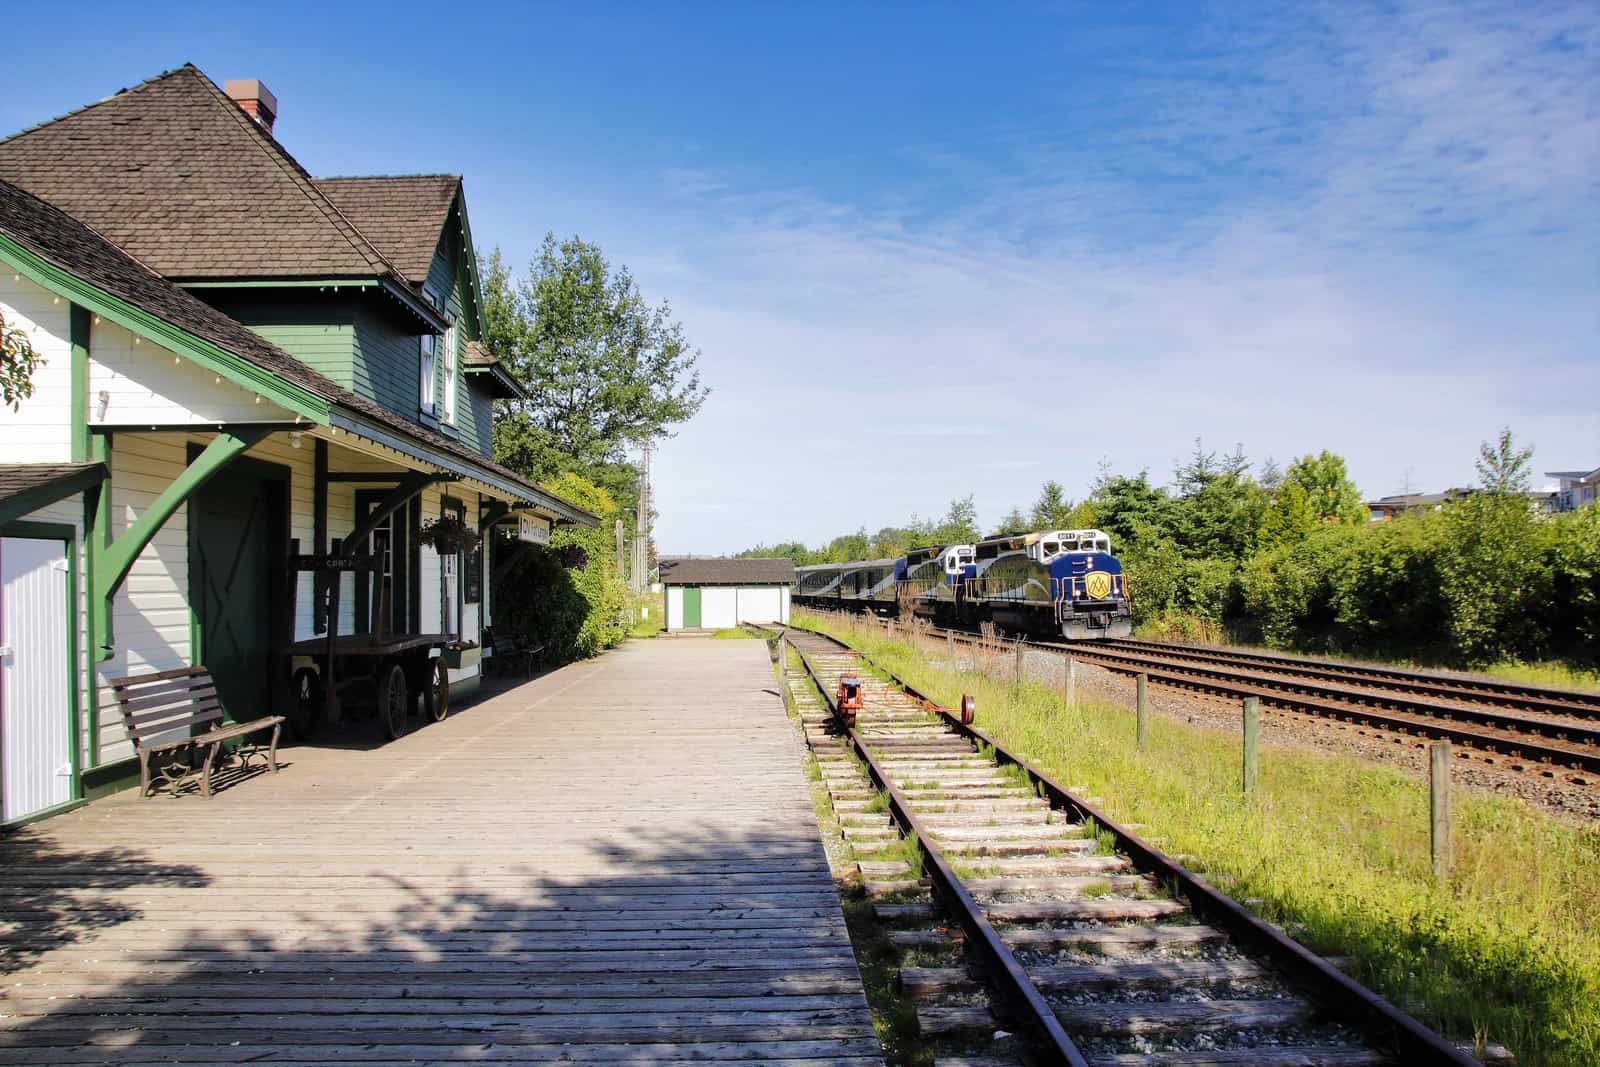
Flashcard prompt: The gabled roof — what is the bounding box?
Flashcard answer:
[660,558,796,585]
[0,65,405,282]
[315,175,461,286]
[0,177,594,526]
[461,340,526,400]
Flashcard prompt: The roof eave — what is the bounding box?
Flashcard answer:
[464,363,527,400]
[0,232,331,424]
[327,406,596,527]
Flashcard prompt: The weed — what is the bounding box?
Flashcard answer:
[794,608,1600,1066]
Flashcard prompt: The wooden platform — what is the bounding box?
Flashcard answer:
[0,640,881,1065]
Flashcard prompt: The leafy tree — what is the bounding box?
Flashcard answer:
[482,238,708,490]
[1089,472,1176,550]
[1030,481,1074,528]
[1284,451,1366,524]
[994,507,1028,535]
[1476,427,1533,494]
[934,495,980,543]
[1,309,42,411]
[1257,480,1317,552]
[1438,492,1553,662]
[825,528,871,562]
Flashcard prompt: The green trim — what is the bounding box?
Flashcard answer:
[81,756,139,801]
[93,428,271,609]
[0,235,331,424]
[0,465,106,529]
[453,191,487,341]
[0,519,74,539]
[2,798,89,830]
[178,278,379,290]
[347,472,454,550]
[87,434,111,666]
[70,304,90,461]
[327,409,598,527]
[381,277,450,334]
[0,521,82,806]
[464,362,527,401]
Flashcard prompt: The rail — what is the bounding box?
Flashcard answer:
[772,617,1480,1065]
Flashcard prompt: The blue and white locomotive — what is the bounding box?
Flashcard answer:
[793,528,1132,641]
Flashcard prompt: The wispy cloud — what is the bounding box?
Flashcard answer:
[632,1,1599,552]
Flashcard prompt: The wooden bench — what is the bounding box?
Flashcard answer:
[485,628,545,679]
[110,666,284,799]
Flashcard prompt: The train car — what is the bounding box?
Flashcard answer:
[793,557,905,615]
[964,528,1132,640]
[897,543,975,623]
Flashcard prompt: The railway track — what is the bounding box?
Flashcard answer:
[1102,639,1600,722]
[873,617,1600,778]
[768,623,1483,1066]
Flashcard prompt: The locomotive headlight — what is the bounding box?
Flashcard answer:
[1084,571,1112,600]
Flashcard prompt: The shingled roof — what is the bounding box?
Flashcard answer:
[0,65,404,282]
[315,175,461,286]
[0,177,593,525]
[659,558,796,586]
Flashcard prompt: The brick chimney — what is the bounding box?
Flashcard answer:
[224,79,278,135]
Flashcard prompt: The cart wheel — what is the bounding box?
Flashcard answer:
[380,664,408,740]
[423,658,450,722]
[290,668,322,742]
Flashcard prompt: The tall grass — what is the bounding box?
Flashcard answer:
[798,610,1600,1066]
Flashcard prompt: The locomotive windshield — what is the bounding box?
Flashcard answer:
[1035,529,1113,562]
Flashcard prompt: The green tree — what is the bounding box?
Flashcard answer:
[1476,427,1533,494]
[994,507,1028,535]
[482,238,708,489]
[1257,480,1317,552]
[1284,450,1366,524]
[1089,472,1176,550]
[1030,481,1073,528]
[1,309,42,411]
[1438,493,1553,663]
[934,495,980,543]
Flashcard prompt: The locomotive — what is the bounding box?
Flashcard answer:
[793,528,1133,641]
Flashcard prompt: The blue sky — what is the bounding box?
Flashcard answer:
[4,2,1596,553]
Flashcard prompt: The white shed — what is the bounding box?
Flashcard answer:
[661,558,794,631]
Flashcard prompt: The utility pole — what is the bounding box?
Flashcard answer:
[632,442,652,594]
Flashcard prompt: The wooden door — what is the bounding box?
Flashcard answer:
[189,471,283,724]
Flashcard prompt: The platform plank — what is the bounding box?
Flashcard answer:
[0,640,879,1064]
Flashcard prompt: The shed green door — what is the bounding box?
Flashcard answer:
[682,586,701,628]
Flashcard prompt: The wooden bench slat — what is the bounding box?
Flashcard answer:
[128,706,224,733]
[120,683,218,716]
[107,665,209,690]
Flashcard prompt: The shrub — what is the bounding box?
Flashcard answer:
[493,473,627,661]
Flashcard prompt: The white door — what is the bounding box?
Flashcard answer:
[1,538,73,822]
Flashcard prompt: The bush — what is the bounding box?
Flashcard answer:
[492,473,627,662]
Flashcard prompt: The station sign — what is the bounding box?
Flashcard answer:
[518,515,551,545]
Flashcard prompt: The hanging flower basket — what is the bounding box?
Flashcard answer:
[419,515,481,556]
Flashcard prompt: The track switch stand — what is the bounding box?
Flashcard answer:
[837,673,863,728]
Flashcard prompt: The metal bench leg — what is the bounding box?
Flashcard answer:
[267,722,281,773]
[200,741,220,799]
